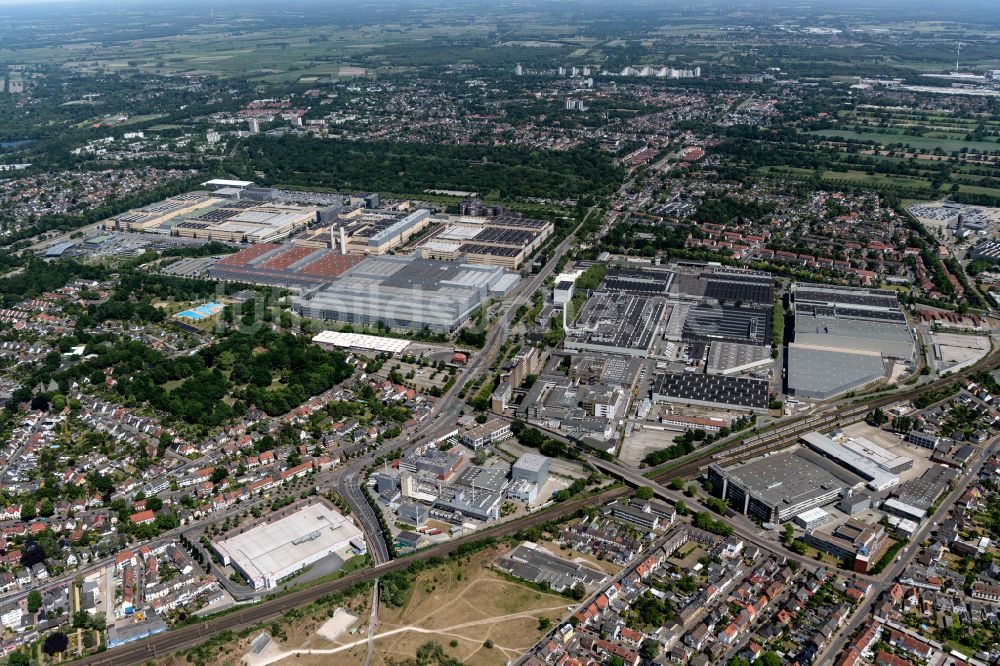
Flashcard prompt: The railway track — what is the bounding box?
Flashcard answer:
[76,332,999,665]
[650,345,1000,484]
[72,485,630,666]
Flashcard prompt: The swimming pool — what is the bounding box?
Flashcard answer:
[175,301,224,321]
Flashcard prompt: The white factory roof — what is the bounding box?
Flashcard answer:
[421,240,462,252]
[796,507,829,524]
[438,225,482,241]
[312,330,411,354]
[202,178,254,188]
[839,436,911,472]
[555,269,586,284]
[214,503,361,581]
[801,431,898,492]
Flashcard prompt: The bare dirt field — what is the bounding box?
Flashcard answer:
[215,548,572,666]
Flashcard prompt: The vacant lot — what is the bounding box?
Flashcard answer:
[232,547,571,666]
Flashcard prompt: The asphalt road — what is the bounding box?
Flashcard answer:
[818,435,1000,662]
[71,483,630,666]
[333,209,597,565]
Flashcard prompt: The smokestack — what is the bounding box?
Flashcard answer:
[340,227,347,255]
[329,225,336,249]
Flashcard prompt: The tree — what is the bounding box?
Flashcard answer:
[538,617,551,631]
[41,632,68,656]
[6,652,29,666]
[783,523,795,545]
[668,478,684,491]
[759,652,782,666]
[640,638,659,660]
[27,589,42,614]
[635,486,654,500]
[869,407,888,426]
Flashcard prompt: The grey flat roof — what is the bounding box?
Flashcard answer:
[707,341,772,373]
[513,452,549,473]
[794,313,913,344]
[716,448,865,509]
[787,344,886,397]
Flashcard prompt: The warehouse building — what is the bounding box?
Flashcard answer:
[311,330,411,355]
[651,372,770,412]
[293,255,514,333]
[786,344,886,400]
[793,315,915,360]
[707,448,865,523]
[212,500,364,590]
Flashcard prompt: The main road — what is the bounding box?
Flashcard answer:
[816,434,1000,663]
[335,208,600,563]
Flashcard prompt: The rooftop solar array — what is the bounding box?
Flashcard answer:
[472,227,538,246]
[705,274,774,306]
[683,304,772,346]
[794,286,900,309]
[652,372,770,410]
[458,243,522,257]
[600,268,674,295]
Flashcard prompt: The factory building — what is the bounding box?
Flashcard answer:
[212,500,364,590]
[707,448,865,523]
[416,214,553,270]
[651,372,770,412]
[512,452,550,486]
[293,255,516,333]
[786,344,886,400]
[564,293,667,358]
[397,501,430,528]
[800,431,906,492]
[207,243,363,287]
[791,283,915,361]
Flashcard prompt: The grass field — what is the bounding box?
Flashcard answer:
[806,129,1000,154]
